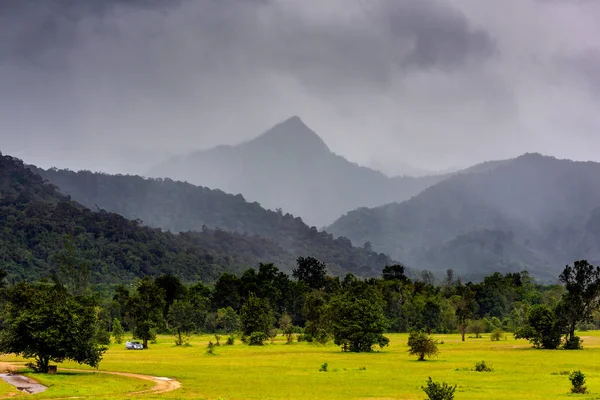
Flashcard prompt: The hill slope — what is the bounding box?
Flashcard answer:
[328,153,600,280]
[1,152,303,283]
[31,165,395,278]
[146,116,444,226]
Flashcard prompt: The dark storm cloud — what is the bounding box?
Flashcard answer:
[0,0,598,174]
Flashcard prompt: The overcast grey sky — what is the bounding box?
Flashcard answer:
[1,0,599,175]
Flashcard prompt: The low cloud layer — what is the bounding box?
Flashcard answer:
[1,0,599,175]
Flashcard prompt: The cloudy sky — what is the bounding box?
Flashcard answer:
[1,0,599,175]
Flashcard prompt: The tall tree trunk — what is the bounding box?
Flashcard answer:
[143,337,148,349]
[36,355,50,373]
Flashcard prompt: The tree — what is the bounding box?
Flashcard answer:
[278,313,294,343]
[514,304,562,349]
[217,307,241,333]
[168,300,197,346]
[240,293,274,337]
[422,377,456,400]
[468,319,486,338]
[381,264,410,283]
[422,300,442,334]
[155,274,187,322]
[0,283,107,372]
[407,331,439,361]
[455,285,478,341]
[112,318,125,344]
[330,291,390,352]
[557,260,600,345]
[293,257,327,290]
[127,277,166,348]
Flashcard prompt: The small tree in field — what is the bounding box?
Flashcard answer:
[112,318,125,344]
[408,331,439,361]
[279,314,294,343]
[569,370,587,394]
[422,377,456,400]
[468,319,485,338]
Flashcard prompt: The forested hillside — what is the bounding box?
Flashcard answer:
[34,166,394,277]
[0,152,299,283]
[328,154,600,281]
[146,116,444,226]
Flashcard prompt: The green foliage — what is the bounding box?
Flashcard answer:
[168,300,197,346]
[127,277,166,348]
[240,293,274,337]
[514,304,562,349]
[421,377,457,400]
[490,328,504,341]
[279,314,294,343]
[36,165,395,278]
[407,332,439,361]
[557,260,600,345]
[330,290,390,352]
[206,341,216,355]
[0,283,107,372]
[225,335,235,346]
[319,362,328,372]
[568,370,587,394]
[248,332,268,346]
[468,320,486,338]
[474,360,494,372]
[563,335,583,350]
[112,318,125,344]
[293,257,327,290]
[217,307,241,333]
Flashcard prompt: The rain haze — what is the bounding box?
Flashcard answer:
[1,0,600,176]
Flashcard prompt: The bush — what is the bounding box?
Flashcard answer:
[563,335,583,350]
[422,377,457,400]
[490,329,504,341]
[214,334,221,346]
[268,329,278,344]
[297,333,313,343]
[226,334,235,346]
[206,341,216,355]
[248,332,268,346]
[319,362,328,372]
[569,370,587,394]
[474,360,494,372]
[112,318,125,344]
[407,331,439,361]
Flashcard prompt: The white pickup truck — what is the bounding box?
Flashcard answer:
[125,341,144,350]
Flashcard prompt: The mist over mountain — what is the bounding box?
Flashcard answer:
[147,116,445,226]
[32,162,396,278]
[328,153,600,281]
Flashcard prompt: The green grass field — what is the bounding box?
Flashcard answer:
[3,332,600,399]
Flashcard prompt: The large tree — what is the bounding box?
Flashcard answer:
[0,283,107,372]
[240,292,274,337]
[293,257,327,290]
[455,285,478,341]
[329,289,390,352]
[127,277,166,348]
[514,304,562,349]
[557,260,600,345]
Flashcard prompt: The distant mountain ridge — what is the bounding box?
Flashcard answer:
[147,116,446,226]
[328,153,600,281]
[33,164,397,278]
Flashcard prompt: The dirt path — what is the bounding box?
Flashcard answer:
[0,372,47,394]
[0,362,181,398]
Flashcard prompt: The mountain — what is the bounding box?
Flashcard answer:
[0,151,302,284]
[146,116,445,226]
[31,165,395,278]
[327,153,600,281]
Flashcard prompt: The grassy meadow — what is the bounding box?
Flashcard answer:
[3,332,600,399]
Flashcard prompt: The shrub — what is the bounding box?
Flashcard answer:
[206,341,216,355]
[112,318,125,344]
[422,377,457,400]
[490,328,504,341]
[248,332,268,346]
[474,360,494,372]
[569,370,587,394]
[563,335,583,350]
[268,329,278,344]
[297,333,313,343]
[407,331,439,361]
[214,334,221,346]
[319,362,328,372]
[226,334,235,346]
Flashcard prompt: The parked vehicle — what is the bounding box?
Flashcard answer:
[125,341,143,350]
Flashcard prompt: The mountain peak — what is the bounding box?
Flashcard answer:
[249,116,330,154]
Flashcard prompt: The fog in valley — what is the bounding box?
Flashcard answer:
[2,0,600,177]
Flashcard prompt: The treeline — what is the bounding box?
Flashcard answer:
[99,257,600,351]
